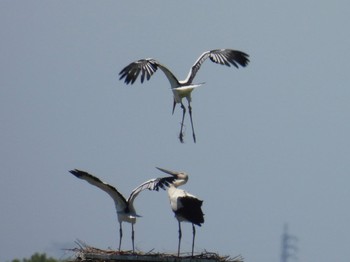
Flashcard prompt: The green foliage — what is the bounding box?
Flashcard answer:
[11,253,64,262]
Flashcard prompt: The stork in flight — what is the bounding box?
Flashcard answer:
[156,167,204,257]
[119,49,250,143]
[69,169,175,252]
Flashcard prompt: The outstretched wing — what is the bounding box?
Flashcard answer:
[119,58,180,88]
[184,49,250,84]
[127,176,177,205]
[119,59,158,84]
[69,169,128,212]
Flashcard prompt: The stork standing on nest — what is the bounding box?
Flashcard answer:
[69,169,174,252]
[156,167,204,257]
[119,49,250,143]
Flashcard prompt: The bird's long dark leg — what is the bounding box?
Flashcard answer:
[191,224,196,257]
[179,102,186,143]
[131,223,135,253]
[178,221,182,256]
[119,222,122,252]
[188,102,196,143]
[172,99,177,115]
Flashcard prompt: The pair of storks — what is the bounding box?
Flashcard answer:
[119,48,250,143]
[70,167,203,257]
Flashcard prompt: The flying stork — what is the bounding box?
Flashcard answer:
[156,167,204,257]
[69,169,174,252]
[119,49,250,143]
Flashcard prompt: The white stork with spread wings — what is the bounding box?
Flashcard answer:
[119,49,249,143]
[69,169,175,252]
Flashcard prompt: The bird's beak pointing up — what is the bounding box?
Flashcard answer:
[156,167,179,176]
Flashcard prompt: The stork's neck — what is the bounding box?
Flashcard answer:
[171,174,188,187]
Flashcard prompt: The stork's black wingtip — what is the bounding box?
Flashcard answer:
[69,169,82,177]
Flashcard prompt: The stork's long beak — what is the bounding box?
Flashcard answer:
[156,167,179,176]
[172,100,177,115]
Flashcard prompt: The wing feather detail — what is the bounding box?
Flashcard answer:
[184,49,250,84]
[119,59,158,84]
[69,169,128,212]
[127,176,176,205]
[119,59,179,87]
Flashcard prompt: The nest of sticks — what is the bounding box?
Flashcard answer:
[67,240,243,262]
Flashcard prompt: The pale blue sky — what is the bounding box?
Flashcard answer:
[1,1,350,262]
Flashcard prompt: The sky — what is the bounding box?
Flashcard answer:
[1,1,349,262]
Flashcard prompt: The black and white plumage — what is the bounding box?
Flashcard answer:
[119,49,250,143]
[69,169,175,252]
[156,167,204,257]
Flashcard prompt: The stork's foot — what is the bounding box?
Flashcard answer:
[179,132,184,143]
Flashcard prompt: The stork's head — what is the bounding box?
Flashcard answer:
[156,167,188,187]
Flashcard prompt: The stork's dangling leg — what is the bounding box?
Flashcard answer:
[119,222,123,251]
[178,221,182,256]
[172,99,177,115]
[188,102,196,143]
[131,223,135,253]
[191,224,196,257]
[179,103,186,143]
